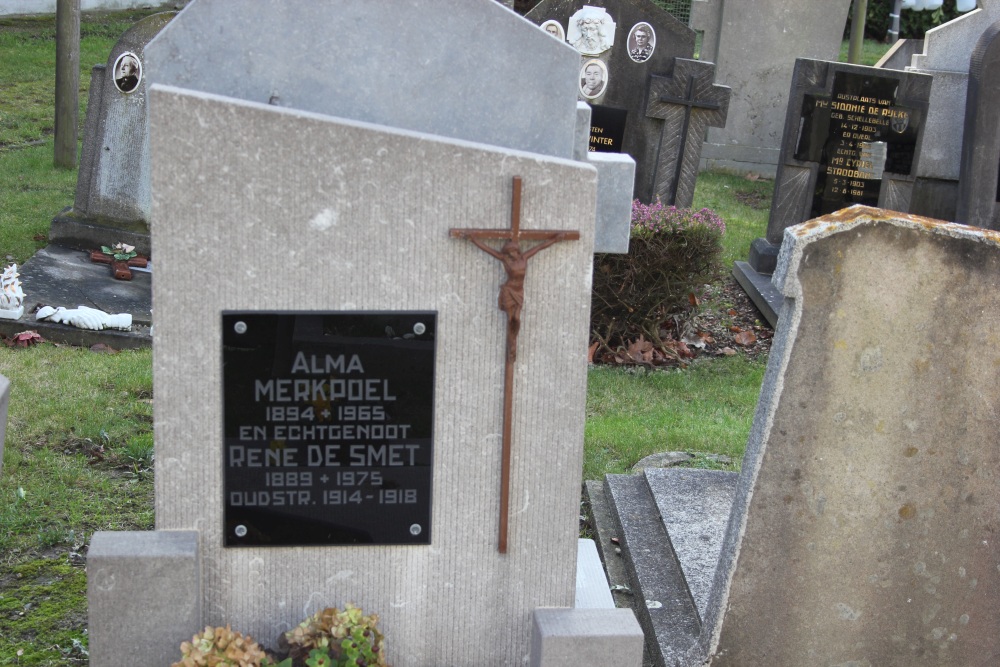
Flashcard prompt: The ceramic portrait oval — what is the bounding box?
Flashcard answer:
[113,51,142,94]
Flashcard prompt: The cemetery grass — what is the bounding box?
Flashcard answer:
[0,10,769,663]
[838,38,893,66]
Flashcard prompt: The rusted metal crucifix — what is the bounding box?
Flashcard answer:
[450,176,580,553]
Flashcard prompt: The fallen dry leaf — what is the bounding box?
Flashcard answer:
[734,330,757,346]
[719,347,737,356]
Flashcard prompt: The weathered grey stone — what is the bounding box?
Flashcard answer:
[87,530,200,667]
[0,373,8,476]
[644,468,735,622]
[530,608,644,667]
[700,1,852,174]
[527,0,708,206]
[575,538,616,609]
[144,0,632,252]
[956,19,1000,230]
[701,207,1000,665]
[50,12,174,255]
[148,85,596,665]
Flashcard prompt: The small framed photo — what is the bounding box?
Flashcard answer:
[579,58,608,100]
[627,23,656,63]
[540,19,565,42]
[113,51,142,94]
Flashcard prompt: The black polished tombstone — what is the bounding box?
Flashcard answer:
[221,312,435,547]
[734,59,931,325]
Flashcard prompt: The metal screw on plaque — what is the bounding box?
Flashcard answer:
[235,525,247,537]
[409,524,422,536]
[413,322,426,335]
[234,321,247,334]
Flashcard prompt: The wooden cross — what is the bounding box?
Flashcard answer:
[89,249,148,281]
[450,176,580,553]
[646,58,730,207]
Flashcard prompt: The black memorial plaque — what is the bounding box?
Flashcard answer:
[794,71,921,218]
[589,105,628,153]
[222,311,435,547]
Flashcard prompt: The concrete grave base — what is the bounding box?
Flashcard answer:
[87,531,200,667]
[87,532,640,667]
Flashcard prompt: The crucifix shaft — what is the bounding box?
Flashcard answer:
[450,176,579,553]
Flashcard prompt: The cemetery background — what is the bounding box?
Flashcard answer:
[0,7,899,665]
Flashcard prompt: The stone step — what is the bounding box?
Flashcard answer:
[643,468,738,622]
[604,474,700,667]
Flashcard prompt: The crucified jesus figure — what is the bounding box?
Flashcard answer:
[466,234,572,363]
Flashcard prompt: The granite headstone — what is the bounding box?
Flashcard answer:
[527,0,728,207]
[734,59,932,324]
[84,82,641,666]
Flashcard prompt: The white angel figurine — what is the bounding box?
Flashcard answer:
[0,264,25,320]
[35,305,132,331]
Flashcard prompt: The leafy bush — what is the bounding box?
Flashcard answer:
[591,201,724,359]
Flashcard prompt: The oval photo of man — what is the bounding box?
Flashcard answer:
[579,58,608,100]
[628,23,655,63]
[540,19,565,42]
[113,51,142,94]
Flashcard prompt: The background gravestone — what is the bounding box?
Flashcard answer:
[692,0,852,175]
[903,0,1000,221]
[145,84,600,665]
[734,59,931,324]
[527,0,726,206]
[956,19,1000,230]
[144,0,633,252]
[50,11,174,255]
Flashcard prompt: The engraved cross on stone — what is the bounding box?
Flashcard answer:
[450,176,580,553]
[646,58,730,207]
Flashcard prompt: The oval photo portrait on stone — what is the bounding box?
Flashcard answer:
[579,58,608,100]
[628,23,655,63]
[540,19,565,41]
[113,51,142,94]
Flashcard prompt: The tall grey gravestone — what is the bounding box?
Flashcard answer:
[733,59,932,325]
[50,12,175,256]
[956,19,1000,230]
[143,0,634,253]
[526,0,729,207]
[693,0,852,175]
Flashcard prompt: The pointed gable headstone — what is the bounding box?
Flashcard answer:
[144,0,634,252]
